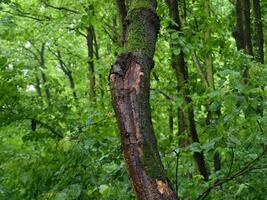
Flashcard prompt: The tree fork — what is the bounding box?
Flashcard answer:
[110,1,178,199]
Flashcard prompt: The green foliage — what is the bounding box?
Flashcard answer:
[0,0,266,199]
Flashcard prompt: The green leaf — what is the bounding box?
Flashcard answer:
[173,48,181,55]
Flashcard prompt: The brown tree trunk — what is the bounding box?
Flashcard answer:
[234,0,253,83]
[166,0,209,181]
[110,0,178,199]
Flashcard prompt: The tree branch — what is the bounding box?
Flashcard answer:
[197,146,267,200]
[41,0,79,13]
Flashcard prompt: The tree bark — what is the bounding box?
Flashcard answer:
[242,0,253,56]
[109,0,178,199]
[233,0,245,50]
[116,0,127,46]
[39,43,51,101]
[86,25,96,102]
[166,0,209,181]
[234,0,253,83]
[252,0,264,64]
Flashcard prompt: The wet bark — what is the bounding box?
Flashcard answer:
[166,0,209,181]
[110,0,178,199]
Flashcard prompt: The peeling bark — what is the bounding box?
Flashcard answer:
[109,1,178,199]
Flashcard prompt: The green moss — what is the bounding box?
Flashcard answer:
[129,0,154,12]
[140,140,164,179]
[125,10,155,57]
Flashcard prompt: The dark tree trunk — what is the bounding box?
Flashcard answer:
[168,104,174,142]
[31,119,37,131]
[233,0,245,50]
[234,0,254,56]
[253,0,264,64]
[242,0,253,56]
[166,0,209,181]
[110,0,178,199]
[204,0,221,173]
[234,0,253,83]
[35,75,42,98]
[86,25,96,102]
[55,50,78,99]
[116,0,127,46]
[40,43,51,101]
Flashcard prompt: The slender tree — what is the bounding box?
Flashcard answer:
[166,0,209,181]
[252,0,264,64]
[49,48,78,99]
[203,0,221,172]
[86,25,96,102]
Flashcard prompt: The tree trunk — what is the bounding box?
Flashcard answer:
[242,0,253,56]
[109,0,177,199]
[86,25,96,102]
[166,0,209,181]
[252,0,264,64]
[40,43,51,101]
[35,74,42,98]
[168,104,174,142]
[233,0,245,50]
[204,0,221,172]
[234,0,253,83]
[55,50,78,99]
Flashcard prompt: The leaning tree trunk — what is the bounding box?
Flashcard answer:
[109,0,178,199]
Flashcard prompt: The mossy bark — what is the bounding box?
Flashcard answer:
[110,0,178,199]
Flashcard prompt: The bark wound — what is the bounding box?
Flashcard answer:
[110,54,144,157]
[110,54,177,199]
[156,180,172,195]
